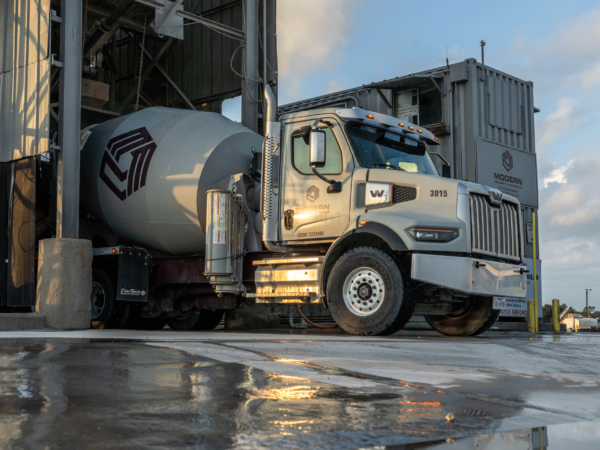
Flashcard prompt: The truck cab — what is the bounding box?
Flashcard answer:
[248,96,527,336]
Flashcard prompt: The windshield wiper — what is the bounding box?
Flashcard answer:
[372,163,406,171]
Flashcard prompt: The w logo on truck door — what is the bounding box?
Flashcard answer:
[99,127,157,201]
[370,190,385,197]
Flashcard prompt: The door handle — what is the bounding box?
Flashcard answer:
[284,210,294,230]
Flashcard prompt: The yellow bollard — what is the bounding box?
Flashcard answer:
[552,299,560,333]
[528,301,537,333]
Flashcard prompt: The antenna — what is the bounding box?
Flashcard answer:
[480,40,486,81]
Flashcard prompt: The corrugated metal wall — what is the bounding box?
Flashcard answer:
[473,63,535,154]
[107,0,277,112]
[0,0,50,162]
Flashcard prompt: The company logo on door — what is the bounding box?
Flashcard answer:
[502,150,514,172]
[306,185,319,202]
[99,127,157,201]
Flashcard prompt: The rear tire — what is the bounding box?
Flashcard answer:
[133,317,168,330]
[425,296,498,336]
[167,309,201,331]
[90,269,130,329]
[327,247,415,336]
[195,309,225,331]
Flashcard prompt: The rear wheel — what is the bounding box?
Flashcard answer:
[167,308,225,331]
[167,309,201,330]
[195,309,225,331]
[90,269,130,329]
[327,247,415,336]
[425,296,498,336]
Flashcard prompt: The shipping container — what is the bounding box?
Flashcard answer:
[279,58,541,262]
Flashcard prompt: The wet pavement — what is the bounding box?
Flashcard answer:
[1,329,599,449]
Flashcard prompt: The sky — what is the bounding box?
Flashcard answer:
[223,0,600,311]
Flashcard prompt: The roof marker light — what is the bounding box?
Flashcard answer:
[408,126,414,131]
[398,123,404,127]
[417,129,423,134]
[366,114,374,119]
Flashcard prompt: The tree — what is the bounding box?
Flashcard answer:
[542,303,571,318]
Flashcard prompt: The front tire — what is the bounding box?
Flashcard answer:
[425,296,498,336]
[167,309,225,331]
[327,247,415,336]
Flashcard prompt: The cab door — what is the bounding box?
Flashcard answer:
[280,117,354,242]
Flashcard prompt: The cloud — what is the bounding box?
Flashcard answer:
[277,0,363,101]
[539,152,600,308]
[325,80,346,94]
[536,97,582,153]
[581,61,600,89]
[500,6,600,95]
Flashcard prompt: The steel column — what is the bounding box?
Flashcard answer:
[241,0,259,132]
[57,0,83,238]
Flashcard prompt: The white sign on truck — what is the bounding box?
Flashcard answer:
[498,258,542,318]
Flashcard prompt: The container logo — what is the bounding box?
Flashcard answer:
[306,185,319,203]
[99,127,157,201]
[502,150,514,172]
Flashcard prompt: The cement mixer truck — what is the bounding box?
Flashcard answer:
[80,86,527,336]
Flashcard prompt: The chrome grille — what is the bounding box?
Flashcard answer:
[470,194,521,261]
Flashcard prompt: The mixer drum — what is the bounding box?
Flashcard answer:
[80,107,264,255]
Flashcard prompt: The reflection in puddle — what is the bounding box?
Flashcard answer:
[0,341,598,449]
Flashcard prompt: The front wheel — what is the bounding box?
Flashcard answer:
[425,296,499,336]
[167,309,225,331]
[327,247,415,336]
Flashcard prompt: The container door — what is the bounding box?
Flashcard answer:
[280,118,353,242]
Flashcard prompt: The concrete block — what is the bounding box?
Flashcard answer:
[225,304,279,331]
[0,313,45,331]
[36,238,93,330]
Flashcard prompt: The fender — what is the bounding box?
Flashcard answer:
[318,222,408,302]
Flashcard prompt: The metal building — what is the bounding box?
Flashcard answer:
[280,58,542,318]
[0,0,277,308]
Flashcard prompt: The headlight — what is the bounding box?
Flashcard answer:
[407,227,458,242]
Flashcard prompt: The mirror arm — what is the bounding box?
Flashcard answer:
[312,119,334,129]
[311,165,335,184]
[311,165,342,193]
[428,152,449,165]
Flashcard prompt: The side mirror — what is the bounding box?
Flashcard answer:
[441,164,451,178]
[309,129,326,167]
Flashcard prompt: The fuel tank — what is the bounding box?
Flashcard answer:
[80,107,264,255]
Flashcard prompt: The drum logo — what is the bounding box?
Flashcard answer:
[99,127,157,201]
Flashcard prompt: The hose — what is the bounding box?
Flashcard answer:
[295,306,337,329]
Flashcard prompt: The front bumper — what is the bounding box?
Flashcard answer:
[411,254,526,298]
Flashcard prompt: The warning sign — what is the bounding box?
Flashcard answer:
[212,193,228,244]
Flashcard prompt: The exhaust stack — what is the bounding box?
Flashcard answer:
[261,85,289,252]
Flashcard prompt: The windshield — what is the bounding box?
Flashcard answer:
[346,123,438,175]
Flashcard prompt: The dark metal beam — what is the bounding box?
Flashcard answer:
[119,38,174,112]
[83,0,135,57]
[86,4,162,36]
[125,31,196,111]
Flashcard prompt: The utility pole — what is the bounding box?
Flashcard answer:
[586,289,592,317]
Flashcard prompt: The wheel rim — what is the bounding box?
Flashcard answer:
[91,281,106,320]
[343,266,385,317]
